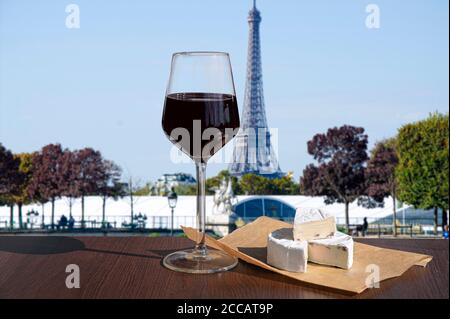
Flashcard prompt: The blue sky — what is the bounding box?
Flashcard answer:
[0,0,448,183]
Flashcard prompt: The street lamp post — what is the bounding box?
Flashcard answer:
[167,188,178,236]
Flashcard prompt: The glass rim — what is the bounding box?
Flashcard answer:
[172,51,230,57]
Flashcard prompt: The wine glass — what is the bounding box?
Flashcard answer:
[162,52,240,274]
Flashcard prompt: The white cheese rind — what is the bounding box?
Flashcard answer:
[267,228,308,273]
[294,208,337,241]
[308,232,354,270]
[294,208,331,224]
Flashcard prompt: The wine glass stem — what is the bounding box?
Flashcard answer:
[195,162,208,257]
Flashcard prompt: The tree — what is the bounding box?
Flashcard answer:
[27,144,66,229]
[98,160,125,227]
[269,174,299,195]
[0,144,23,229]
[206,170,242,195]
[235,173,298,196]
[397,113,449,234]
[73,148,106,227]
[300,125,369,231]
[363,140,399,235]
[173,184,197,196]
[133,183,152,196]
[124,175,143,226]
[11,153,35,229]
[60,150,81,218]
[240,174,270,195]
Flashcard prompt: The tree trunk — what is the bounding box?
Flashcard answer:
[69,198,73,217]
[81,195,85,228]
[433,207,438,236]
[442,208,448,229]
[41,203,45,228]
[345,201,350,234]
[18,203,23,229]
[130,194,134,226]
[102,196,106,228]
[9,205,14,230]
[392,194,397,237]
[51,198,55,229]
[129,179,134,226]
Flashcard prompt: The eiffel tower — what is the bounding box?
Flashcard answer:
[230,0,284,179]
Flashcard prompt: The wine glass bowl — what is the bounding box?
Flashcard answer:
[161,52,240,274]
[162,92,240,164]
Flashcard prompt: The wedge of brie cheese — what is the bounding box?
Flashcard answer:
[308,232,354,270]
[293,208,337,241]
[267,228,308,273]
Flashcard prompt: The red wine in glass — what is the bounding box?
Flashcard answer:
[162,92,240,163]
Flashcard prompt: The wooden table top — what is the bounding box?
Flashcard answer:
[0,236,448,299]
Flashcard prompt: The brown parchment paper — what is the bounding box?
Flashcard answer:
[182,217,433,295]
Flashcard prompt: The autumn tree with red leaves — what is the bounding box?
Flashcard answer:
[0,144,24,229]
[300,125,369,231]
[73,148,107,227]
[363,140,399,235]
[27,144,66,229]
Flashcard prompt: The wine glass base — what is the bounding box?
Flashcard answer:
[163,249,238,274]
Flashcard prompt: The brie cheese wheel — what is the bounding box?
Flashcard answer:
[294,208,337,241]
[308,232,354,270]
[267,228,308,273]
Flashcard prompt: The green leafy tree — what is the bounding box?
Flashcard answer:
[397,113,449,234]
[11,153,35,229]
[240,174,269,195]
[270,174,299,195]
[237,173,298,196]
[206,170,242,195]
[174,184,197,196]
